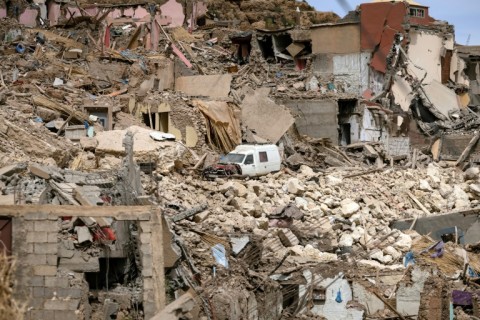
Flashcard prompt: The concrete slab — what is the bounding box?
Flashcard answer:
[283,99,338,143]
[422,80,460,119]
[175,75,232,99]
[241,88,295,143]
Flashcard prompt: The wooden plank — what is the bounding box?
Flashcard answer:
[150,208,166,317]
[456,131,480,166]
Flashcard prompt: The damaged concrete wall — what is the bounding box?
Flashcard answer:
[311,23,361,55]
[242,88,295,143]
[332,52,370,95]
[5,205,164,320]
[408,29,452,84]
[283,99,338,144]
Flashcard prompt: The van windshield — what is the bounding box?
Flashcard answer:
[219,153,245,164]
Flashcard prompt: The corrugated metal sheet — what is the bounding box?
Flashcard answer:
[333,52,370,95]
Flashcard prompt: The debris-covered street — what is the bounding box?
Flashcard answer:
[1,0,480,319]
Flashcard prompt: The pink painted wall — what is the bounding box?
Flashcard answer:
[19,8,38,27]
[160,0,184,27]
[47,2,60,26]
[0,8,7,19]
[187,1,207,27]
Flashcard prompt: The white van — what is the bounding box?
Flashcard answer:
[219,144,281,177]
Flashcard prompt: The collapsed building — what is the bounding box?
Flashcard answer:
[2,0,480,319]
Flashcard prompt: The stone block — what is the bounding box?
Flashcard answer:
[34,243,58,255]
[33,265,57,276]
[27,231,48,243]
[44,299,80,311]
[34,220,57,232]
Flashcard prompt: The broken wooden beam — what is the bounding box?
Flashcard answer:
[32,95,90,124]
[456,131,480,166]
[344,168,383,179]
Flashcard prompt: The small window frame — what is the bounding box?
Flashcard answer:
[259,151,268,163]
[409,8,425,18]
[244,154,254,165]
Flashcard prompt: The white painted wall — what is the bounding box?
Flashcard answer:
[333,52,371,95]
[407,30,444,84]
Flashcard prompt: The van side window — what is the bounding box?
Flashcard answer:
[244,155,254,165]
[259,151,268,163]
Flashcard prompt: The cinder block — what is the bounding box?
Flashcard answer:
[140,243,151,255]
[57,288,83,299]
[29,310,55,320]
[142,266,153,277]
[46,254,58,266]
[54,310,78,320]
[143,301,157,320]
[44,288,56,299]
[33,265,57,276]
[45,277,69,288]
[28,298,45,309]
[143,277,153,290]
[25,254,47,265]
[142,253,152,268]
[27,231,48,243]
[34,243,58,255]
[29,276,44,287]
[34,220,57,232]
[44,299,80,311]
[23,220,35,230]
[24,243,34,254]
[33,287,45,298]
[24,212,49,220]
[140,232,151,243]
[47,232,58,243]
